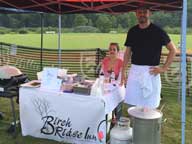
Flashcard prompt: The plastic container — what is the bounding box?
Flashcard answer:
[73,85,91,95]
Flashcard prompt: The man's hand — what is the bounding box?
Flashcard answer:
[149,66,168,75]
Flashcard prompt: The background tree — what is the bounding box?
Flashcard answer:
[151,12,181,28]
[0,5,191,34]
[127,13,137,29]
[116,14,130,29]
[95,14,112,33]
[188,0,192,28]
[44,14,57,27]
[110,16,118,29]
[73,14,88,27]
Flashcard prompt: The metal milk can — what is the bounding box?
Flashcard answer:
[128,107,163,144]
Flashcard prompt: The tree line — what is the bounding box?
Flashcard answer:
[0,6,191,34]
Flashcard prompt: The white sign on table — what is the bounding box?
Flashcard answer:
[19,88,106,144]
[40,67,62,91]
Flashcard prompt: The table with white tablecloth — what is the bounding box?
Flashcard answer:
[19,86,124,144]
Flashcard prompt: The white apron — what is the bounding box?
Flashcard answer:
[124,64,161,109]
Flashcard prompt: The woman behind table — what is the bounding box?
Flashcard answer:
[101,42,123,125]
[101,42,123,81]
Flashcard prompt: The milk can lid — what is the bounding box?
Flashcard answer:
[128,107,162,119]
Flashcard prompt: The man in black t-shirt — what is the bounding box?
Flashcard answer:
[121,7,176,109]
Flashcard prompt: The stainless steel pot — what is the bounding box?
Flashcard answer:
[128,107,163,144]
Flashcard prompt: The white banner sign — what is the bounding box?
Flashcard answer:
[19,88,106,144]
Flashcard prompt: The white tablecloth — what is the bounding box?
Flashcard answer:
[19,86,124,144]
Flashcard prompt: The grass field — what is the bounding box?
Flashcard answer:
[0,33,191,51]
[0,93,192,144]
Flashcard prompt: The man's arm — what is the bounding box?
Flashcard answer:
[163,41,177,70]
[150,41,177,75]
[120,47,132,85]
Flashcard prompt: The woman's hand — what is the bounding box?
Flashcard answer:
[120,73,126,86]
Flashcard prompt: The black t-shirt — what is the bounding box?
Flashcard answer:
[124,23,170,66]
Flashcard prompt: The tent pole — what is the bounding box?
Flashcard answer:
[40,13,44,71]
[58,14,62,68]
[181,0,187,144]
[178,46,181,103]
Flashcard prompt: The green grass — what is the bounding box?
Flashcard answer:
[0,33,191,50]
[0,93,192,144]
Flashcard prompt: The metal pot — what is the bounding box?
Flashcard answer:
[128,107,163,144]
